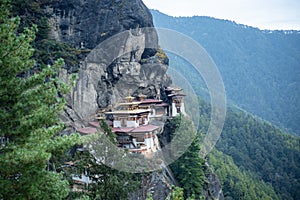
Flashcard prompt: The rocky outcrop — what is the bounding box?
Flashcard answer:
[129,170,173,200]
[44,0,171,128]
[203,163,224,200]
[43,1,223,199]
[66,38,170,127]
[46,0,154,50]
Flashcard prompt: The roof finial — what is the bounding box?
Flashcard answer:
[125,89,134,102]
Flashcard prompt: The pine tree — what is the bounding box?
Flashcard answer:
[170,137,205,199]
[66,148,140,200]
[166,116,205,199]
[66,121,140,199]
[0,0,80,199]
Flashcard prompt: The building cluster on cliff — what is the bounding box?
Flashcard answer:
[76,87,186,155]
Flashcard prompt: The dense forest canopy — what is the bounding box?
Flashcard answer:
[0,0,81,198]
[2,1,299,199]
[151,10,300,136]
[197,97,300,200]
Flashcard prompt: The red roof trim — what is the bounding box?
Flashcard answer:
[89,121,100,128]
[112,125,159,133]
[78,127,97,135]
[112,127,135,133]
[131,124,159,133]
[140,99,162,104]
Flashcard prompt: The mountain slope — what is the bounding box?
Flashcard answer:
[197,97,300,200]
[151,10,300,135]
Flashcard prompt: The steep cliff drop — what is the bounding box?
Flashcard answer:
[45,0,171,129]
[43,0,223,199]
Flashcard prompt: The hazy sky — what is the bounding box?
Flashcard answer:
[142,0,300,30]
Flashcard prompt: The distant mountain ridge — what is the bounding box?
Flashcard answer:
[151,10,300,135]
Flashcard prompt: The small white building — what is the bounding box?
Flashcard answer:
[165,87,186,117]
[112,124,159,154]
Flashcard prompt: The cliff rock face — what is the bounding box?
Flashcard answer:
[129,170,173,200]
[205,173,224,200]
[203,163,224,200]
[44,0,171,128]
[46,0,153,49]
[47,1,172,199]
[44,1,223,199]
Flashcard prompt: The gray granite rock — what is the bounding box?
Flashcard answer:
[44,0,170,127]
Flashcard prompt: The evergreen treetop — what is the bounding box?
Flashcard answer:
[0,0,80,198]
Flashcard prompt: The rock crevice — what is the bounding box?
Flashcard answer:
[45,1,223,199]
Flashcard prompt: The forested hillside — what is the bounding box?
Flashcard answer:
[2,1,299,199]
[197,98,300,200]
[151,10,300,135]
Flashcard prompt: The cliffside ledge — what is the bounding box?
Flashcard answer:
[21,0,224,199]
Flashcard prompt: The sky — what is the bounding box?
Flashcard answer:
[142,0,300,30]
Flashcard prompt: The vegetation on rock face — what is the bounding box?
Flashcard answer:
[170,138,205,199]
[66,148,140,200]
[11,0,86,72]
[34,39,85,73]
[167,186,184,200]
[0,0,80,198]
[4,1,299,200]
[155,47,169,65]
[161,115,206,199]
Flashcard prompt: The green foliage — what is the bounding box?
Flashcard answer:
[197,97,300,200]
[0,1,80,198]
[11,0,59,40]
[62,122,140,200]
[163,116,205,199]
[155,47,169,64]
[170,138,205,199]
[217,109,300,200]
[167,185,184,200]
[208,150,279,200]
[99,119,117,143]
[34,39,85,70]
[159,115,182,147]
[65,146,140,200]
[146,192,153,200]
[11,0,88,71]
[152,10,300,135]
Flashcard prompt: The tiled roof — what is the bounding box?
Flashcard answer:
[140,99,162,104]
[131,124,159,133]
[89,121,100,128]
[77,127,97,135]
[112,125,159,133]
[112,127,135,133]
[106,109,151,115]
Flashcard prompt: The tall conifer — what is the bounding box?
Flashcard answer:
[0,1,79,199]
